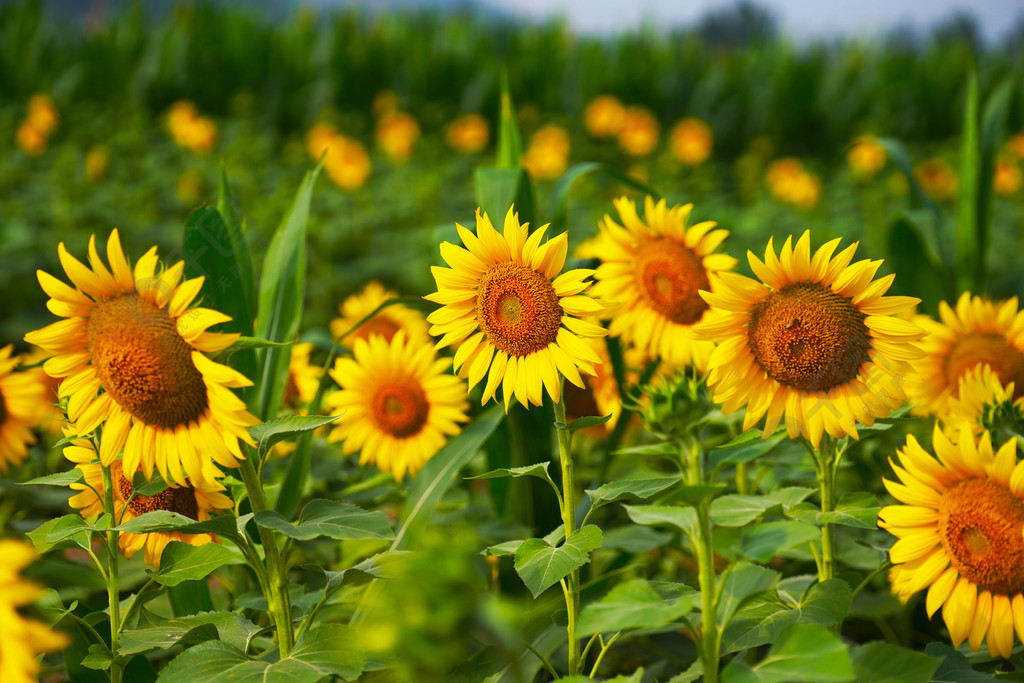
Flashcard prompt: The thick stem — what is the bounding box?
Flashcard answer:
[238,454,295,657]
[100,464,123,683]
[684,438,719,683]
[553,390,581,676]
[735,461,749,495]
[816,437,838,583]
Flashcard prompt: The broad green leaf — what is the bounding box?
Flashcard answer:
[721,623,854,683]
[467,462,555,484]
[711,434,785,472]
[113,511,241,543]
[577,578,695,636]
[716,563,779,626]
[474,168,534,227]
[481,540,523,557]
[514,525,603,598]
[767,487,815,512]
[248,414,341,457]
[563,414,613,432]
[254,499,393,541]
[817,492,880,529]
[254,164,321,422]
[18,470,83,486]
[132,471,169,497]
[120,611,260,655]
[623,504,698,539]
[151,542,242,587]
[711,495,783,527]
[152,641,268,682]
[664,483,726,507]
[722,579,852,653]
[850,642,941,683]
[925,642,997,682]
[740,520,820,563]
[613,442,678,458]
[29,515,91,553]
[585,476,681,509]
[81,644,114,670]
[601,525,672,553]
[392,404,504,550]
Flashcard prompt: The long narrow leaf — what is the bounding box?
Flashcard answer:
[974,77,1014,291]
[955,69,979,293]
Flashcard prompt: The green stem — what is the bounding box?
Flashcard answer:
[554,389,581,676]
[816,436,839,583]
[590,631,624,678]
[238,454,294,657]
[735,461,748,495]
[684,438,719,683]
[100,464,123,683]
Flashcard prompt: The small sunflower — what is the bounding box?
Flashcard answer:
[329,281,430,347]
[945,364,1024,437]
[880,426,1024,658]
[425,207,608,410]
[326,331,469,481]
[283,342,321,410]
[906,293,1024,419]
[589,196,737,370]
[0,346,44,471]
[0,539,66,683]
[24,229,259,486]
[67,450,232,568]
[696,231,924,446]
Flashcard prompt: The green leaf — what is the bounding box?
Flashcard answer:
[113,510,241,543]
[564,414,613,432]
[474,167,534,228]
[665,483,727,507]
[132,471,169,497]
[817,492,880,529]
[514,525,603,598]
[18,470,83,487]
[740,520,820,563]
[955,69,980,294]
[623,504,698,540]
[81,644,114,670]
[887,211,949,310]
[612,442,679,458]
[601,525,673,554]
[392,404,505,550]
[767,487,815,511]
[925,642,997,682]
[577,578,695,636]
[248,414,341,457]
[850,642,941,683]
[974,78,1014,292]
[496,71,522,169]
[711,495,783,527]
[254,499,393,541]
[120,611,260,656]
[585,476,681,510]
[711,434,785,472]
[716,563,779,626]
[151,542,242,587]
[721,623,853,683]
[29,514,91,553]
[226,336,294,350]
[550,161,663,226]
[254,164,321,422]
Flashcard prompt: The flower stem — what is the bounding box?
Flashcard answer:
[816,436,839,583]
[237,453,294,657]
[100,463,123,683]
[684,437,719,683]
[553,389,581,676]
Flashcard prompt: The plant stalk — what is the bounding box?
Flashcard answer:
[553,390,581,676]
[100,463,123,683]
[816,436,839,583]
[684,437,719,683]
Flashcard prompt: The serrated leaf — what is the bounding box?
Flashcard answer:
[717,563,779,626]
[740,520,820,563]
[466,462,557,496]
[564,414,613,432]
[248,414,341,457]
[711,434,785,471]
[481,540,523,557]
[722,579,852,653]
[585,476,681,510]
[818,492,880,529]
[766,487,815,511]
[151,542,242,587]
[601,525,673,553]
[120,611,260,655]
[18,470,83,487]
[577,578,695,636]
[113,510,241,543]
[623,504,698,540]
[81,644,113,670]
[29,515,92,553]
[925,642,997,682]
[722,623,853,683]
[254,499,393,541]
[849,642,941,683]
[514,525,603,598]
[711,495,783,527]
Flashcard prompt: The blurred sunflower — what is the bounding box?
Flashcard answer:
[618,106,659,157]
[84,144,110,183]
[994,157,1022,196]
[307,123,372,191]
[283,343,320,410]
[0,539,66,683]
[914,157,959,201]
[330,281,430,346]
[425,207,608,410]
[589,196,736,369]
[880,426,1024,658]
[906,294,1024,418]
[696,231,924,446]
[326,331,469,481]
[167,100,217,156]
[445,114,489,154]
[521,125,570,180]
[16,120,46,156]
[376,111,420,163]
[0,345,44,471]
[583,95,626,138]
[670,117,713,166]
[766,157,820,210]
[26,94,58,135]
[372,89,400,117]
[945,364,1024,436]
[847,134,886,177]
[24,229,258,486]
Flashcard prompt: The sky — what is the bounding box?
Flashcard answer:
[490,0,1024,42]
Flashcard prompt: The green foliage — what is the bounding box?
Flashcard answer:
[514,525,603,598]
[254,499,394,541]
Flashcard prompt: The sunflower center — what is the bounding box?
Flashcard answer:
[370,380,429,438]
[747,282,871,392]
[938,478,1024,595]
[947,335,1024,400]
[476,261,562,357]
[86,294,208,429]
[114,467,200,519]
[634,238,710,325]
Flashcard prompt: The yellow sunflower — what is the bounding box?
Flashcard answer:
[24,229,258,486]
[696,231,924,446]
[906,293,1024,419]
[67,451,233,568]
[880,426,1024,658]
[945,364,1024,436]
[589,196,737,370]
[0,346,45,471]
[0,539,66,683]
[425,207,608,410]
[329,281,430,347]
[283,342,321,409]
[326,330,469,481]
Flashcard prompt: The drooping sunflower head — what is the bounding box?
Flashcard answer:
[425,207,609,411]
[588,196,736,370]
[24,229,258,487]
[696,230,924,447]
[330,281,430,347]
[0,345,45,472]
[880,425,1024,658]
[906,293,1024,421]
[0,539,67,682]
[326,330,469,481]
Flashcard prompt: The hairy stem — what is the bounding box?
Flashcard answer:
[100,464,123,683]
[685,437,719,683]
[554,390,581,676]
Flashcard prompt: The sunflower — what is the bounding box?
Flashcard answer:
[944,364,1024,437]
[330,281,430,347]
[325,330,469,481]
[24,229,258,486]
[425,207,608,410]
[0,539,66,683]
[880,426,1024,658]
[0,346,45,471]
[906,294,1024,420]
[67,448,233,568]
[588,196,736,370]
[695,231,924,447]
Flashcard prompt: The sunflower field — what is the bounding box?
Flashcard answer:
[4,1,1024,681]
